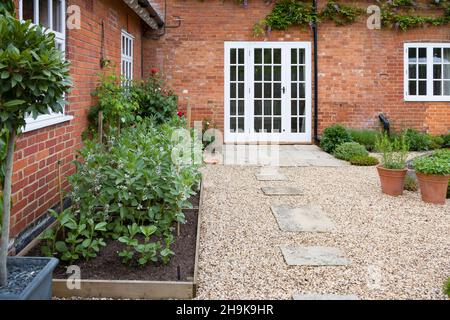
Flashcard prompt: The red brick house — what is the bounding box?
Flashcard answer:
[7,0,450,249]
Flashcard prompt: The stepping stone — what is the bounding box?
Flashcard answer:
[280,246,349,266]
[261,187,302,196]
[271,205,334,232]
[256,173,288,181]
[293,294,359,300]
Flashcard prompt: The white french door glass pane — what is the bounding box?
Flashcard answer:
[23,0,35,21]
[444,81,450,95]
[291,48,307,133]
[444,48,450,63]
[52,0,62,32]
[39,0,50,27]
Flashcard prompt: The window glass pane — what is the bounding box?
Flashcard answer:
[230,66,236,81]
[230,117,236,132]
[264,118,272,133]
[254,83,262,98]
[23,0,35,21]
[291,49,297,64]
[291,100,297,116]
[418,81,426,95]
[444,81,450,95]
[434,81,442,95]
[273,49,281,64]
[264,83,271,98]
[408,48,416,63]
[409,81,417,95]
[444,48,450,63]
[444,65,450,79]
[299,117,306,133]
[230,100,236,115]
[291,83,297,98]
[238,83,244,98]
[291,66,297,81]
[418,48,427,63]
[299,101,306,115]
[264,100,271,115]
[255,49,262,64]
[433,65,441,80]
[254,100,262,115]
[273,83,281,99]
[230,49,236,64]
[238,118,244,132]
[409,64,416,79]
[254,117,262,132]
[299,66,305,81]
[299,83,305,98]
[273,100,281,115]
[230,83,236,98]
[254,66,262,81]
[264,49,271,64]
[299,49,305,64]
[274,66,281,81]
[238,100,244,115]
[433,48,442,63]
[52,0,62,32]
[238,49,244,64]
[264,66,272,81]
[238,66,244,81]
[39,0,49,27]
[291,117,298,133]
[273,118,281,133]
[418,64,426,79]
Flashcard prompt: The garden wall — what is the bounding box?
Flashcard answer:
[9,0,144,240]
[143,0,450,138]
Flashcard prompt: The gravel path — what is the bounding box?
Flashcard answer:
[196,165,450,300]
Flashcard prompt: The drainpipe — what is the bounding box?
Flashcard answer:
[312,0,319,144]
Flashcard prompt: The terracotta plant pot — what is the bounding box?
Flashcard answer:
[376,165,407,196]
[416,172,450,205]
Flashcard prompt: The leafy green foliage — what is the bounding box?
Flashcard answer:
[320,124,352,153]
[403,129,432,151]
[131,73,178,124]
[442,134,450,148]
[404,174,418,191]
[319,1,365,25]
[349,155,379,166]
[375,133,409,169]
[333,142,368,161]
[265,0,315,30]
[41,118,201,266]
[348,129,380,152]
[413,149,450,175]
[444,277,450,297]
[429,135,445,150]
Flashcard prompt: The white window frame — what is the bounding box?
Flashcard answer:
[404,42,450,102]
[18,0,73,133]
[121,30,134,85]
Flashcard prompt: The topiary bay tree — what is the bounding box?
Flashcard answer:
[0,1,71,286]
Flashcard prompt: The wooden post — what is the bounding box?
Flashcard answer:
[98,110,103,144]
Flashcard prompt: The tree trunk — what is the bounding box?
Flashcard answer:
[0,129,16,286]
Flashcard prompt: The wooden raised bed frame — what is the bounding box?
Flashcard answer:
[18,181,204,300]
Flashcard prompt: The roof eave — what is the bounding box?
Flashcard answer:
[122,0,164,30]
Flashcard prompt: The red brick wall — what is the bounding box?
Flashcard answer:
[143,0,450,136]
[10,0,144,237]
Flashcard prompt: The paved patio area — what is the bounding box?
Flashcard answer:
[219,145,348,167]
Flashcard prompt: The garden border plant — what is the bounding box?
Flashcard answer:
[0,0,71,291]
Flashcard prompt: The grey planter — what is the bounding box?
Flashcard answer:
[0,257,59,300]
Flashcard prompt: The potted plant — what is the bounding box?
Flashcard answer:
[375,133,409,196]
[0,1,71,299]
[413,149,450,205]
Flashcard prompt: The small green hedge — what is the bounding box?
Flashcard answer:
[348,129,379,152]
[349,155,379,166]
[334,142,368,161]
[320,124,352,153]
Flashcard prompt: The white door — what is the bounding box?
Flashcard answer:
[224,42,312,144]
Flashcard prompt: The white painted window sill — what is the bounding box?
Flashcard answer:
[23,115,74,133]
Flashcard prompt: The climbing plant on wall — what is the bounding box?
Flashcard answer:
[243,0,450,36]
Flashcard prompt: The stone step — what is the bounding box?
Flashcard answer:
[261,187,302,196]
[293,294,359,300]
[280,245,349,266]
[271,205,334,232]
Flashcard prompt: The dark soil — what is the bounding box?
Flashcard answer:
[28,209,198,282]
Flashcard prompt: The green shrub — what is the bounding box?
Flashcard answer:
[131,72,178,124]
[404,175,418,191]
[403,128,432,151]
[348,129,380,151]
[349,155,379,166]
[413,149,450,176]
[444,278,450,297]
[40,118,202,264]
[442,134,450,148]
[428,135,445,150]
[320,124,352,153]
[334,142,368,161]
[375,133,409,169]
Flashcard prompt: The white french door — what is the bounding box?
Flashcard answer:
[224,42,312,143]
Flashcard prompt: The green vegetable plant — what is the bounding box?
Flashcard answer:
[0,2,71,286]
[375,133,409,169]
[413,149,450,176]
[349,155,379,166]
[333,142,368,161]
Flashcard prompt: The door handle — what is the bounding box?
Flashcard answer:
[282,86,286,94]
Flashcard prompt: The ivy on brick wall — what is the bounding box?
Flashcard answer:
[245,0,450,36]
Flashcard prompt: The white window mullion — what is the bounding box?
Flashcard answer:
[426,46,433,98]
[34,0,39,25]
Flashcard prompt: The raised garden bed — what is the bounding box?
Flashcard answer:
[19,182,204,300]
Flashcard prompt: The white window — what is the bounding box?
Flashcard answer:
[121,30,134,85]
[404,43,450,101]
[19,0,73,132]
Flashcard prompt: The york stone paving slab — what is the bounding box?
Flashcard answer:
[261,187,302,196]
[280,246,349,266]
[271,205,334,232]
